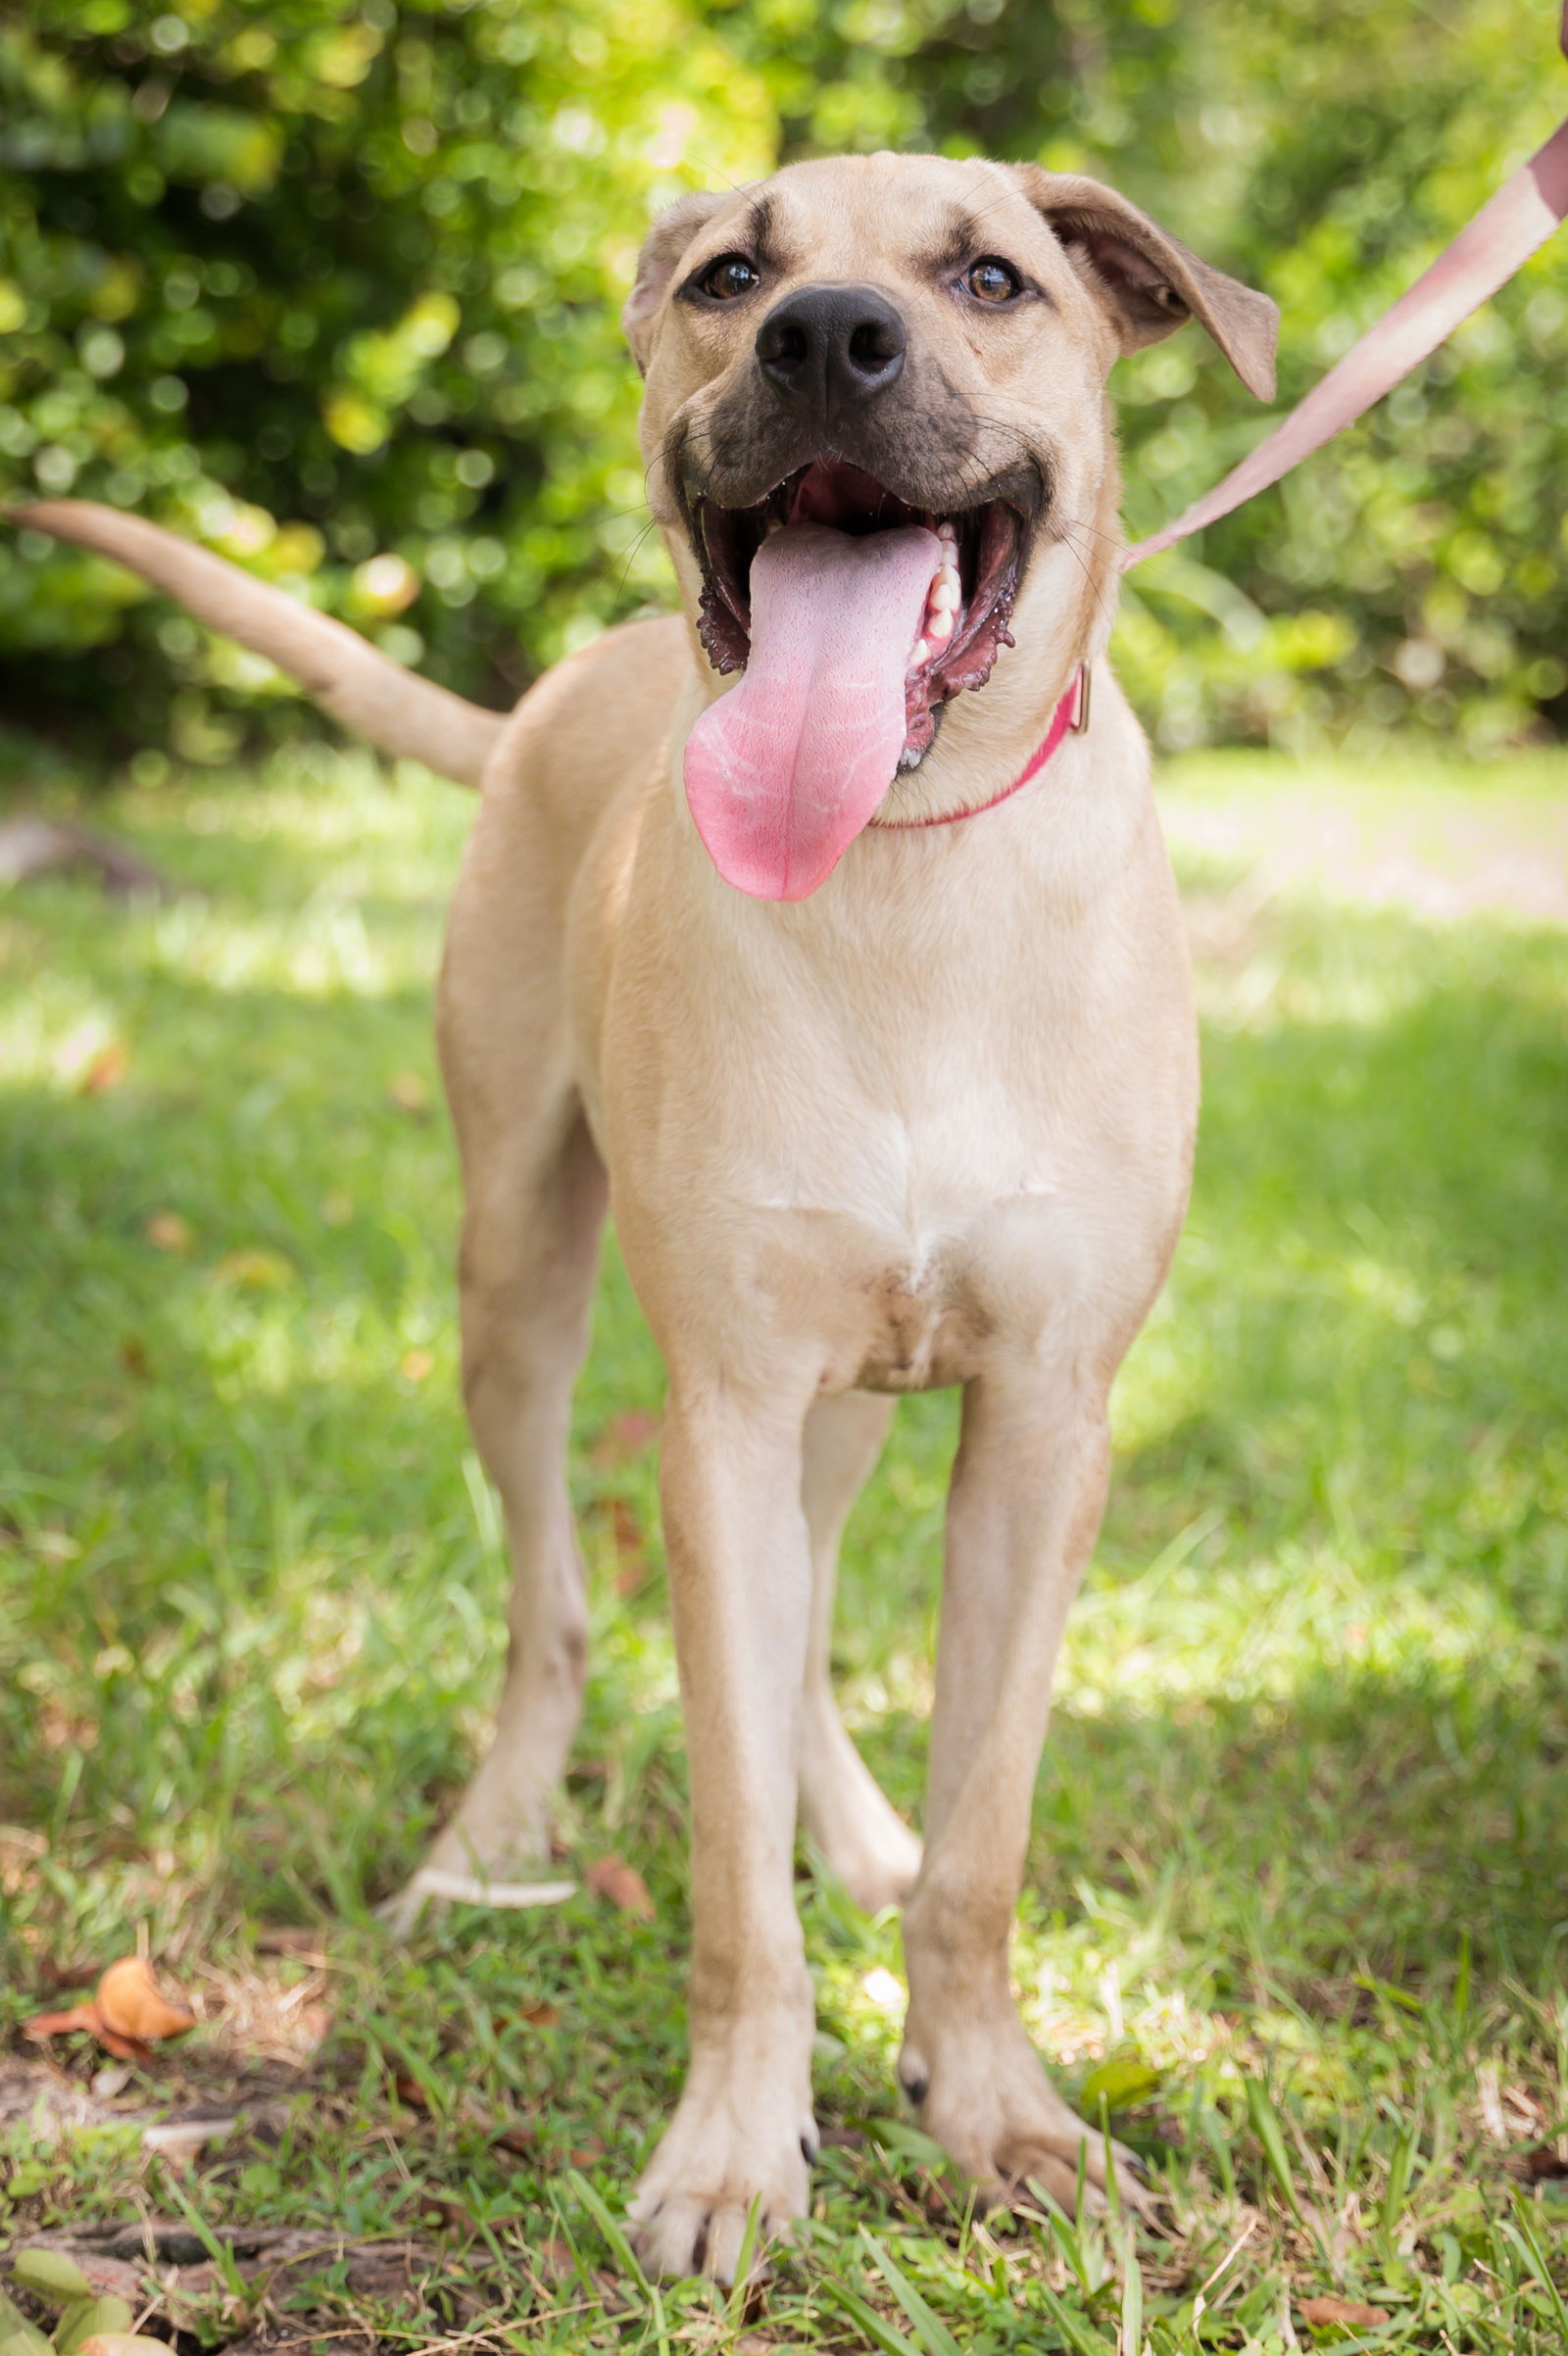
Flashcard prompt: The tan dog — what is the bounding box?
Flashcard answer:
[24,150,1276,2280]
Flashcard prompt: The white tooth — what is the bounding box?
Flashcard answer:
[907,637,931,668]
[764,516,782,535]
[931,577,960,614]
[938,519,957,543]
[927,608,954,644]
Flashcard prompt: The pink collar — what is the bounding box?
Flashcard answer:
[880,663,1091,831]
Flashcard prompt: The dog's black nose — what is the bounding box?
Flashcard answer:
[756,283,906,412]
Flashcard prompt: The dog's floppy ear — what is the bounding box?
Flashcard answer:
[1011,167,1277,400]
[622,190,732,371]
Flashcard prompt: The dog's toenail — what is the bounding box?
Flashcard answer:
[898,2062,929,2105]
[692,2215,710,2274]
[800,2132,818,2164]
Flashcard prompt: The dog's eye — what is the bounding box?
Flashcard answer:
[701,255,761,302]
[965,258,1021,305]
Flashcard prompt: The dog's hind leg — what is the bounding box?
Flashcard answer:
[382,788,607,1933]
[798,1393,921,1912]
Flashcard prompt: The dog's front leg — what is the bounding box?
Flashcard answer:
[628,1377,819,2281]
[899,1371,1150,2215]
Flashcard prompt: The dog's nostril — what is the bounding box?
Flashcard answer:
[760,321,808,372]
[848,319,900,374]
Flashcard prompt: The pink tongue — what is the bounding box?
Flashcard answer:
[684,521,940,901]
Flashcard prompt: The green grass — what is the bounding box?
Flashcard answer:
[3,739,1568,2351]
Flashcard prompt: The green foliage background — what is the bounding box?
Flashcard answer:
[1,0,1565,760]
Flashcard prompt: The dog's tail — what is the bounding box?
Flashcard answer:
[13,500,506,788]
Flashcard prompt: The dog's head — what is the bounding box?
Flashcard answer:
[625,154,1276,900]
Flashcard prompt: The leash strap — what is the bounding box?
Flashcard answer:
[896,18,1566,816]
[1124,27,1568,568]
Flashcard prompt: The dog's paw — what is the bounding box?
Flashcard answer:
[628,2075,815,2281]
[898,2012,1152,2219]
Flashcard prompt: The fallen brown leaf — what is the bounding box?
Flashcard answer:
[24,2000,104,2041]
[588,1411,660,1469]
[144,1212,192,1252]
[28,2002,149,2064]
[585,1856,655,1920]
[1298,2296,1392,2329]
[393,2074,429,2110]
[593,1496,649,1597]
[24,1955,194,2065]
[96,1955,195,2044]
[519,1999,559,2027]
[492,2120,537,2158]
[80,1041,128,1095]
[1516,2145,1568,2181]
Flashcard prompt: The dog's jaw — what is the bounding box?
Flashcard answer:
[682,457,1036,773]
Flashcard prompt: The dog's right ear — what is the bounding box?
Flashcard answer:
[622,191,732,372]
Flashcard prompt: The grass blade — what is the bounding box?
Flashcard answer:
[823,2280,919,2355]
[1245,2076,1302,2221]
[724,2192,765,2322]
[860,2232,964,2356]
[565,2167,651,2297]
[1037,2277,1116,2354]
[1119,2226,1144,2356]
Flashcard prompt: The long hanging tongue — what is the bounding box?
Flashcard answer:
[684,520,940,902]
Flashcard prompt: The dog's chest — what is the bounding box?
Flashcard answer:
[740,1074,1091,1393]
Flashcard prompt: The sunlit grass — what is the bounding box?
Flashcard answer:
[3,740,1568,2349]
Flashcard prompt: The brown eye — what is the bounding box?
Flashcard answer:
[966,258,1020,304]
[701,254,760,301]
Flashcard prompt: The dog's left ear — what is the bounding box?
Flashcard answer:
[1011,168,1277,400]
[622,190,732,372]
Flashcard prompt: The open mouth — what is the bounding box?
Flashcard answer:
[690,459,1026,771]
[678,455,1036,904]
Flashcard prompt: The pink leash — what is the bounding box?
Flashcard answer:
[1124,39,1568,568]
[897,10,1568,818]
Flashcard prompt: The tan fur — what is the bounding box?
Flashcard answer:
[14,499,504,785]
[17,150,1277,2282]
